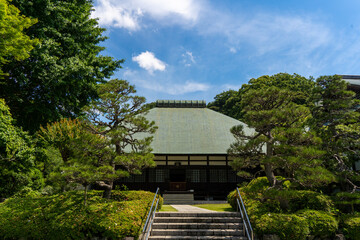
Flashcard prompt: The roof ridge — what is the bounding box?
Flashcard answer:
[156,100,206,108]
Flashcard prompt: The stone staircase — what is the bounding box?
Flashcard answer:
[163,193,194,204]
[148,212,247,240]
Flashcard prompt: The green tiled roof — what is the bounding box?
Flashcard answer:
[144,106,254,154]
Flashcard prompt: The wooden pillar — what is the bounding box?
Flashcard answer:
[226,155,229,182]
[206,155,210,183]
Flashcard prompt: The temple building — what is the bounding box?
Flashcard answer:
[118,100,254,200]
[118,76,360,198]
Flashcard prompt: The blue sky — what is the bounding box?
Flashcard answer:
[92,0,360,103]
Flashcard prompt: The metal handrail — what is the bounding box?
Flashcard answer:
[145,197,160,240]
[141,188,160,240]
[236,187,253,240]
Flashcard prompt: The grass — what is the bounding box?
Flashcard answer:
[159,205,178,212]
[193,203,235,212]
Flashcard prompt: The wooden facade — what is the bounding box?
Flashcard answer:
[117,154,245,200]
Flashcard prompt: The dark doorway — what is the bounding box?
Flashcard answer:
[169,169,186,191]
[170,169,186,182]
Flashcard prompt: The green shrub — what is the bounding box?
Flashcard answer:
[227,177,337,240]
[297,210,338,238]
[255,213,309,240]
[227,189,238,210]
[334,192,360,213]
[340,213,360,240]
[264,190,334,213]
[227,177,270,210]
[0,190,160,239]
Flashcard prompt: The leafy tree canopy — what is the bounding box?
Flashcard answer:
[84,79,157,198]
[0,0,123,133]
[310,75,360,192]
[208,73,315,120]
[228,87,335,188]
[0,0,38,78]
[0,99,41,198]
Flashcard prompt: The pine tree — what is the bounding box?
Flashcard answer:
[229,87,335,188]
[84,79,157,198]
[310,75,360,192]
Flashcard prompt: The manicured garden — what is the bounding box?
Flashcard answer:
[228,177,360,240]
[0,190,162,240]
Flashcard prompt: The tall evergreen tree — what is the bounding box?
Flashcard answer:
[228,87,334,188]
[0,0,122,133]
[310,75,360,192]
[84,79,157,198]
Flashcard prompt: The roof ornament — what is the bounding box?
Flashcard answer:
[156,100,206,108]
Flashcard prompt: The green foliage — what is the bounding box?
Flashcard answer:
[256,213,310,240]
[341,213,360,240]
[84,79,157,198]
[263,190,335,213]
[297,210,338,238]
[334,192,360,213]
[242,73,315,105]
[207,90,243,119]
[227,177,339,239]
[0,0,38,77]
[0,99,43,198]
[1,0,123,133]
[208,73,315,120]
[0,190,160,239]
[228,86,333,188]
[310,75,360,191]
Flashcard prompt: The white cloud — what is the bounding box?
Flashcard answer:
[182,51,196,67]
[142,80,210,95]
[198,10,331,58]
[229,47,237,53]
[91,0,141,30]
[92,0,203,30]
[132,51,166,74]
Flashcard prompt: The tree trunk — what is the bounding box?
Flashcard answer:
[97,181,113,199]
[84,184,88,206]
[264,163,276,187]
[265,138,277,187]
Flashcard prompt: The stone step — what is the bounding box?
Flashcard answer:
[156,212,240,218]
[154,217,241,223]
[163,195,194,198]
[163,200,194,204]
[163,194,195,204]
[148,236,247,240]
[152,223,242,229]
[151,229,243,237]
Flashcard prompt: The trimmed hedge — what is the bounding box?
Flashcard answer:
[227,177,338,239]
[0,190,161,239]
[297,210,338,238]
[334,192,360,213]
[340,213,360,240]
[255,213,309,240]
